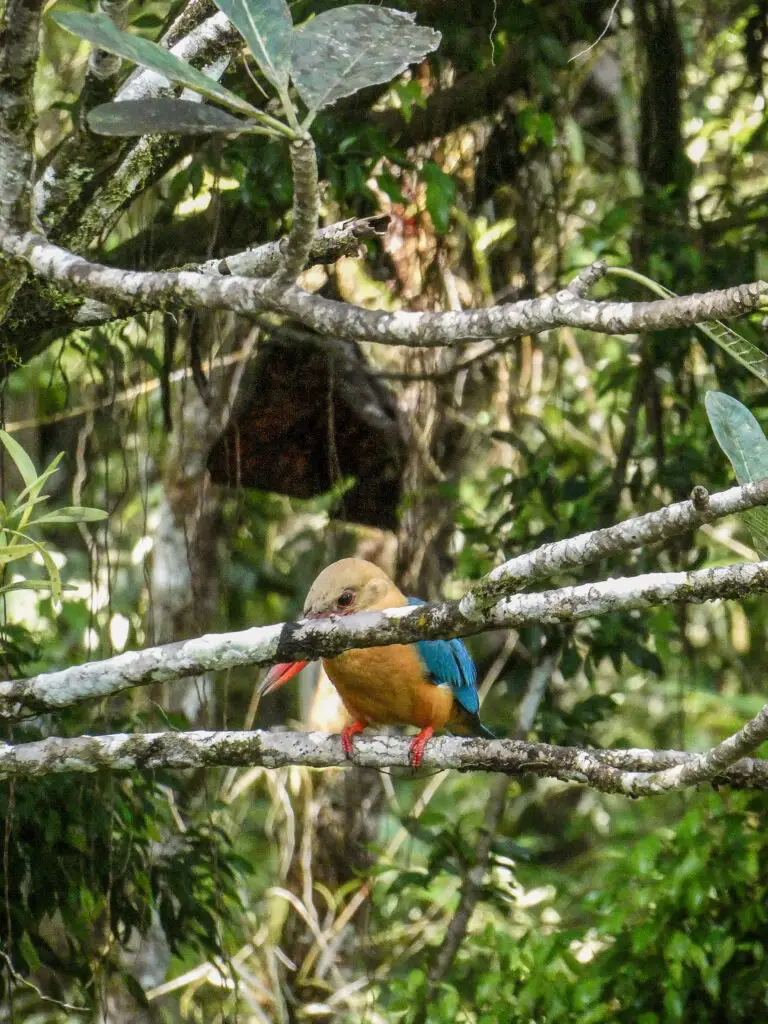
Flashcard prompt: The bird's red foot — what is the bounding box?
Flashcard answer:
[341,720,368,758]
[408,726,435,768]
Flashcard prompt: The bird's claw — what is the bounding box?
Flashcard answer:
[340,720,367,759]
[408,726,435,769]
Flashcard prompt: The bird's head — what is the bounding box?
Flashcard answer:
[303,557,394,618]
[258,559,397,698]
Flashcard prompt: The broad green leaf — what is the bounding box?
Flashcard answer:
[52,12,260,117]
[88,98,253,136]
[213,0,293,90]
[705,391,768,482]
[31,507,108,525]
[0,430,37,488]
[291,6,441,115]
[705,390,768,557]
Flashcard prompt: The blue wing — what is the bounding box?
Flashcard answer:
[407,597,479,716]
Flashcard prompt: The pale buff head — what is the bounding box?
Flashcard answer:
[303,558,399,617]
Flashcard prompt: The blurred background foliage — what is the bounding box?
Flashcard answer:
[3,0,768,1020]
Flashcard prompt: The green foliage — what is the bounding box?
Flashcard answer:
[291,7,440,116]
[215,0,293,91]
[0,760,248,1005]
[52,12,263,118]
[509,793,768,1023]
[0,431,106,604]
[53,1,440,137]
[21,0,768,1018]
[705,391,768,556]
[421,161,456,233]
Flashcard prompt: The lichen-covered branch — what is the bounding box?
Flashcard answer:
[200,215,387,278]
[460,480,768,617]
[613,700,768,795]
[0,0,44,227]
[4,559,768,720]
[2,225,766,344]
[3,729,768,788]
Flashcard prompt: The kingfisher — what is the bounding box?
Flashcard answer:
[259,557,492,766]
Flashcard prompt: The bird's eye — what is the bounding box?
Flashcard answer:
[337,589,355,609]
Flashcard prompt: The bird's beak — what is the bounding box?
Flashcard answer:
[258,660,308,697]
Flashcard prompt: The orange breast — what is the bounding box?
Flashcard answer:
[323,644,456,730]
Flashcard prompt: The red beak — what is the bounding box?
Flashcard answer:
[258,660,309,697]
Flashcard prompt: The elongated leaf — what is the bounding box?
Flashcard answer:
[0,431,37,488]
[705,390,768,557]
[606,267,768,386]
[291,6,441,114]
[13,451,62,507]
[700,320,768,386]
[0,544,40,564]
[35,543,62,605]
[214,0,293,90]
[52,12,259,117]
[31,507,108,525]
[88,98,253,136]
[15,452,63,532]
[0,580,76,595]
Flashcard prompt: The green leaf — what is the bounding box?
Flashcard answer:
[14,452,63,508]
[0,543,40,564]
[19,932,41,971]
[36,543,63,605]
[0,580,75,595]
[31,506,108,525]
[88,98,253,136]
[214,0,293,90]
[13,452,64,533]
[421,161,455,233]
[51,12,260,117]
[291,6,441,115]
[705,391,768,483]
[705,390,768,557]
[0,430,37,488]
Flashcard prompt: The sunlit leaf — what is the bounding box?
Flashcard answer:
[14,452,64,532]
[213,0,293,90]
[291,6,440,114]
[705,390,768,557]
[0,580,76,595]
[31,507,108,525]
[88,98,253,136]
[0,544,40,564]
[52,12,259,117]
[0,430,37,488]
[36,543,62,605]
